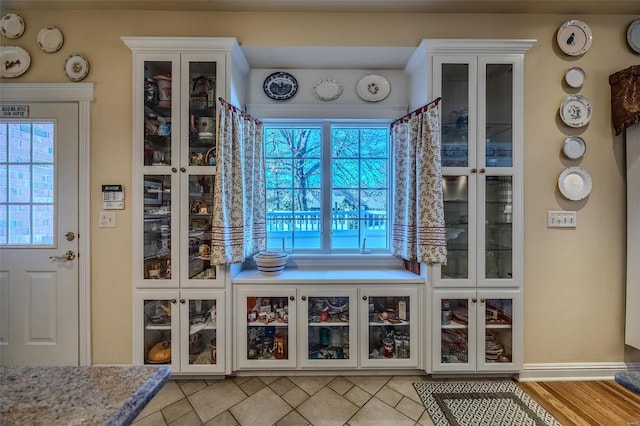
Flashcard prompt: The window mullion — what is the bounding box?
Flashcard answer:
[321,122,332,253]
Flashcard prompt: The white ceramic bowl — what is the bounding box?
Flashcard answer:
[254,251,288,275]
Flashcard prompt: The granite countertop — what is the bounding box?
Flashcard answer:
[0,365,171,425]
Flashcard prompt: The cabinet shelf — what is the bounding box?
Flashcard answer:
[369,320,410,326]
[248,321,289,327]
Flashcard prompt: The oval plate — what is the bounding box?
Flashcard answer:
[562,136,586,159]
[0,13,25,39]
[37,26,64,53]
[557,20,593,56]
[558,167,592,200]
[0,46,31,78]
[263,71,298,101]
[356,74,391,102]
[313,78,343,101]
[627,19,640,54]
[560,94,592,128]
[64,54,89,81]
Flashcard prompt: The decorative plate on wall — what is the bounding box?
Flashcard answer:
[36,26,64,53]
[313,79,343,101]
[627,19,640,54]
[0,46,31,78]
[562,136,586,160]
[263,71,298,101]
[559,94,592,128]
[556,20,593,56]
[64,54,89,81]
[558,167,592,201]
[564,67,586,88]
[356,74,391,102]
[0,14,25,39]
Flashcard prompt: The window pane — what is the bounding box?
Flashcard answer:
[332,159,358,188]
[361,159,386,188]
[331,128,359,157]
[360,128,388,157]
[1,121,55,246]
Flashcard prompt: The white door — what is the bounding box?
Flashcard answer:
[0,102,79,366]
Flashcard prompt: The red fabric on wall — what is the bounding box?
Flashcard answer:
[610,65,640,135]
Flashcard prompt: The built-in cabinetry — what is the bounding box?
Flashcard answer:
[409,40,534,374]
[233,270,422,371]
[124,37,249,373]
[626,124,640,350]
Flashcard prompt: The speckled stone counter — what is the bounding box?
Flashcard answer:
[0,365,170,425]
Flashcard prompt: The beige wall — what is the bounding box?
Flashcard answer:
[2,9,639,365]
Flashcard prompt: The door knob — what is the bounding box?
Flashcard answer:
[49,251,76,261]
[65,232,75,241]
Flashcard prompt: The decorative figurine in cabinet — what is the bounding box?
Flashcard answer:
[367,296,411,359]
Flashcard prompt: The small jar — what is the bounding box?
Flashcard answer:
[383,338,394,358]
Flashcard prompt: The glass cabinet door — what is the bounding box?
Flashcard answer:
[478,291,520,372]
[483,62,513,169]
[184,174,216,284]
[238,288,296,369]
[433,291,476,372]
[143,60,175,167]
[361,287,418,368]
[484,176,513,280]
[143,174,173,282]
[185,60,218,167]
[299,290,356,368]
[139,292,177,369]
[180,290,225,373]
[441,175,473,283]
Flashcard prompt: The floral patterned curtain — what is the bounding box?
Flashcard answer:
[391,106,447,264]
[211,100,266,264]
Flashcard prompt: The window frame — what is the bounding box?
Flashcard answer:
[262,118,397,261]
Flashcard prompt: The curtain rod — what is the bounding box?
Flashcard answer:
[218,97,263,125]
[390,97,442,128]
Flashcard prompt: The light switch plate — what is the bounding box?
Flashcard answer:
[547,210,576,228]
[99,211,116,228]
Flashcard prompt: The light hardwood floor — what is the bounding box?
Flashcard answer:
[519,381,640,425]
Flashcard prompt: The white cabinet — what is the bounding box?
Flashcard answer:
[124,37,249,373]
[234,281,421,371]
[431,289,521,373]
[408,40,534,374]
[134,290,226,374]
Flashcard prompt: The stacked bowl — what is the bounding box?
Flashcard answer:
[254,251,288,275]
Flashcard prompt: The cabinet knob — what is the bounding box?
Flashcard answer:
[171,298,177,304]
[480,168,486,173]
[480,298,486,303]
[301,296,307,301]
[180,299,186,304]
[171,167,177,173]
[471,168,478,173]
[471,298,477,303]
[362,295,368,300]
[289,296,295,301]
[180,167,186,173]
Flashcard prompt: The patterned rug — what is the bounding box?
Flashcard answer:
[615,371,640,395]
[413,380,561,426]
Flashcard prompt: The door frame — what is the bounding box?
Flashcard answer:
[1,83,93,365]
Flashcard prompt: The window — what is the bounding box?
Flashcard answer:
[0,122,55,246]
[264,122,390,254]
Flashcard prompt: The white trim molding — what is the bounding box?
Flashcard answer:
[0,82,94,366]
[519,362,640,382]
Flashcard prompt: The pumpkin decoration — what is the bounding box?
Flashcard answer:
[147,340,171,363]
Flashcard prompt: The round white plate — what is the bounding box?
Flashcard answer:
[558,167,592,201]
[562,136,586,159]
[37,26,64,53]
[64,54,89,81]
[557,20,593,56]
[0,14,25,39]
[356,74,391,102]
[313,79,343,101]
[565,67,586,88]
[560,94,592,128]
[627,19,640,54]
[0,46,31,78]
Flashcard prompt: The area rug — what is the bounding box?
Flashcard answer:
[413,380,561,426]
[615,371,640,395]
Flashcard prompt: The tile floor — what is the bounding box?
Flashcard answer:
[133,375,436,426]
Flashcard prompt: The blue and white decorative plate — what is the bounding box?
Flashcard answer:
[559,94,592,128]
[556,20,593,56]
[263,71,298,101]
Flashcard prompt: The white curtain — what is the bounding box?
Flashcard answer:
[391,106,447,264]
[211,101,266,264]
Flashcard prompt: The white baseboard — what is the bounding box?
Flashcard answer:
[518,362,640,382]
